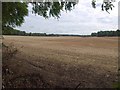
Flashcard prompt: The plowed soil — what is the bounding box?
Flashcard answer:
[2,36,118,88]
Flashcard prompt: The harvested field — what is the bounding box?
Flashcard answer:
[2,36,118,88]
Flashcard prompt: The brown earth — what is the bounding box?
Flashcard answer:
[2,36,118,88]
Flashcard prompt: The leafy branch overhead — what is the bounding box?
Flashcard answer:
[2,2,28,27]
[31,1,77,19]
[92,0,115,13]
[2,0,116,27]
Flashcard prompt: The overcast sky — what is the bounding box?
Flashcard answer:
[16,0,119,35]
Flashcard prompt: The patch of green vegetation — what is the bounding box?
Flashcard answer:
[113,82,120,89]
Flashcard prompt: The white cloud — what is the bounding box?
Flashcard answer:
[16,0,119,35]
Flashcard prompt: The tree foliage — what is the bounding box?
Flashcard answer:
[2,1,78,27]
[91,30,120,37]
[31,1,77,18]
[3,26,26,35]
[92,0,115,13]
[2,2,28,27]
[2,0,116,28]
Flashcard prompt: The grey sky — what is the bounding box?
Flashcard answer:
[16,0,119,35]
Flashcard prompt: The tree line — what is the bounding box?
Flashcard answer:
[91,30,120,37]
[2,26,83,36]
[3,26,120,37]
[3,26,47,36]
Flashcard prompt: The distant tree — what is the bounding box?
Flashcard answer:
[116,29,120,36]
[29,32,32,36]
[91,30,120,37]
[2,26,27,35]
[91,33,97,36]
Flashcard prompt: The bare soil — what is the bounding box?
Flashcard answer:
[2,36,118,88]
